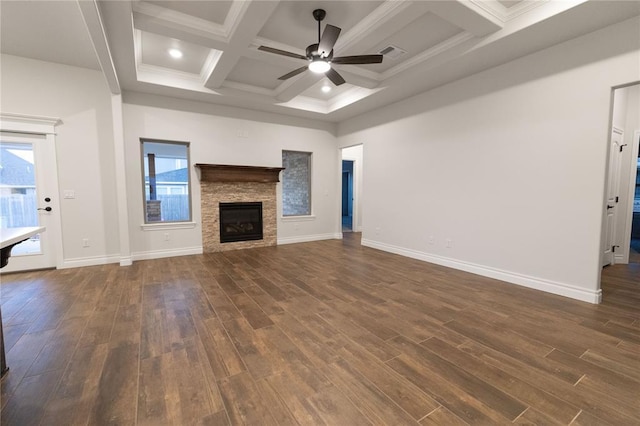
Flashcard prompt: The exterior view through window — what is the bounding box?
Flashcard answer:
[282,150,311,216]
[141,139,191,223]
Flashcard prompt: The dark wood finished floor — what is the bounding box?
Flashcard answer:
[1,233,639,425]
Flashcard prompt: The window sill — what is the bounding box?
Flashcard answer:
[281,215,316,222]
[141,221,197,231]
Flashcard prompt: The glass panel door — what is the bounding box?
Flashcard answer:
[0,133,57,272]
[0,142,42,255]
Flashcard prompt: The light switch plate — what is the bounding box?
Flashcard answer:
[63,190,75,199]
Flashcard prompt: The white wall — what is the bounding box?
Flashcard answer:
[122,93,340,258]
[337,17,640,303]
[342,145,363,232]
[0,54,119,265]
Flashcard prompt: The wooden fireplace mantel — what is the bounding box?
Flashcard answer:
[195,164,284,183]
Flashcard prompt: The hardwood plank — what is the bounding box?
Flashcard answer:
[137,355,170,424]
[389,335,527,421]
[193,315,245,379]
[262,369,327,425]
[242,285,284,316]
[322,357,419,424]
[305,384,373,426]
[44,343,110,424]
[513,407,565,425]
[222,317,275,379]
[458,339,637,424]
[580,347,640,382]
[337,341,440,420]
[269,311,341,368]
[167,338,219,424]
[445,317,583,384]
[0,369,62,426]
[229,292,273,329]
[420,406,466,425]
[1,322,30,354]
[546,348,640,408]
[140,308,165,359]
[1,328,56,405]
[90,341,139,425]
[217,372,278,425]
[421,337,579,424]
[317,309,400,361]
[251,277,288,302]
[571,409,615,426]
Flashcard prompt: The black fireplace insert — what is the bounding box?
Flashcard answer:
[219,202,263,243]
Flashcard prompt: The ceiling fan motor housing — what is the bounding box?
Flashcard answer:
[306,43,333,61]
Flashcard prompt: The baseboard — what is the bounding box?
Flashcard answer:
[361,239,602,304]
[614,254,627,264]
[60,254,121,269]
[278,233,342,245]
[131,246,203,261]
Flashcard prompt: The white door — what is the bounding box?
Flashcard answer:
[0,132,60,272]
[602,128,624,267]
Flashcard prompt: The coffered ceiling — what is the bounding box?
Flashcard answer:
[2,1,639,122]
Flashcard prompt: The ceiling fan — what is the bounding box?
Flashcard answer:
[258,8,383,86]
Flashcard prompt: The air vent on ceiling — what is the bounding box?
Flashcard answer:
[379,45,407,60]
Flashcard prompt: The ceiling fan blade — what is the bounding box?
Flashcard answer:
[278,66,309,80]
[258,46,307,61]
[326,68,345,86]
[318,24,341,58]
[332,54,383,65]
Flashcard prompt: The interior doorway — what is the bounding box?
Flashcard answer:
[628,131,640,263]
[341,145,363,235]
[342,160,354,231]
[603,83,640,267]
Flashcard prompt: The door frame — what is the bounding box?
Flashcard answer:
[0,113,64,270]
[342,157,357,232]
[620,130,640,263]
[602,126,624,267]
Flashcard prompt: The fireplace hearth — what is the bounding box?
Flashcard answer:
[219,202,263,243]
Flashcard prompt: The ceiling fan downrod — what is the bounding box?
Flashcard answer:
[313,9,326,44]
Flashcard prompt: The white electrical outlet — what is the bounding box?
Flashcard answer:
[64,190,75,199]
[164,233,170,241]
[428,236,435,245]
[446,239,453,248]
[82,238,89,247]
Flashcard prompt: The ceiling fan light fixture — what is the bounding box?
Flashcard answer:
[309,60,330,74]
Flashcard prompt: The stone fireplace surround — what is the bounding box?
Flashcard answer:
[195,164,284,252]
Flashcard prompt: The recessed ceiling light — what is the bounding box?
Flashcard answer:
[168,48,183,59]
[321,85,331,93]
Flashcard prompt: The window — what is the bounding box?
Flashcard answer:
[282,150,311,216]
[141,139,191,223]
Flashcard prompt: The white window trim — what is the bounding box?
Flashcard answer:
[140,221,197,231]
[281,215,316,222]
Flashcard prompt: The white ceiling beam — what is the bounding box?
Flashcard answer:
[275,72,324,103]
[77,0,120,94]
[204,1,280,89]
[426,0,503,37]
[132,2,229,51]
